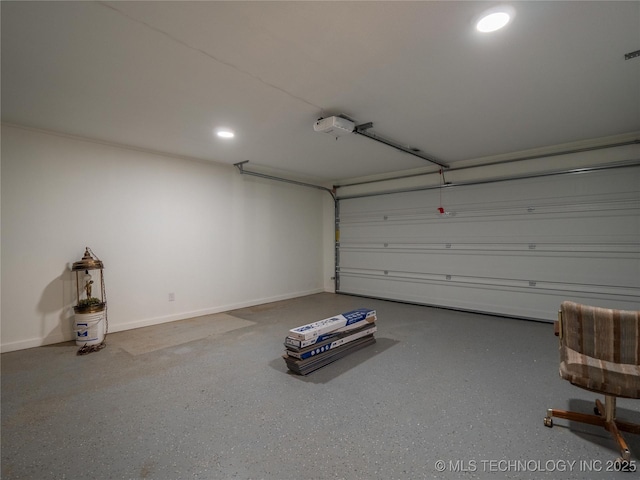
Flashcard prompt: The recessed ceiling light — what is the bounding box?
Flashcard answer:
[476,5,515,33]
[216,129,235,138]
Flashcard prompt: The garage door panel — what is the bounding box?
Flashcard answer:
[339,249,638,288]
[337,166,640,321]
[338,273,640,321]
[339,211,639,244]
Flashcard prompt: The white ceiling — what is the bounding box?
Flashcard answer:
[2,1,639,182]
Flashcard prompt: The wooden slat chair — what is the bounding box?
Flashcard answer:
[544,301,640,461]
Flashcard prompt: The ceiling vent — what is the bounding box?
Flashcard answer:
[313,116,355,136]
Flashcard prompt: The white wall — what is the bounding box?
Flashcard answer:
[1,125,326,352]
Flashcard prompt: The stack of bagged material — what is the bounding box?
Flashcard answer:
[283,308,377,375]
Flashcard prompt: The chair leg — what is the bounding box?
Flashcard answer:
[544,395,638,461]
[615,419,640,435]
[607,418,631,461]
[600,396,631,461]
[592,397,640,430]
[545,407,606,428]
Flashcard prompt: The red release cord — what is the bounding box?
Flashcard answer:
[438,169,445,214]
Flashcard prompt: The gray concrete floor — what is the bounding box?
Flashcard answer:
[2,292,639,480]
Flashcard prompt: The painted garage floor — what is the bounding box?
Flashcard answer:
[2,293,639,479]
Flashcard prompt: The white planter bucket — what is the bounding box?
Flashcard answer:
[74,311,105,346]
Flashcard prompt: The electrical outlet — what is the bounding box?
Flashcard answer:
[168,293,175,302]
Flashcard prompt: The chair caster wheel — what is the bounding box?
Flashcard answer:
[544,416,553,427]
[594,406,601,416]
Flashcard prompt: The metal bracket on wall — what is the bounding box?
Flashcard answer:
[234,161,336,201]
[624,49,640,60]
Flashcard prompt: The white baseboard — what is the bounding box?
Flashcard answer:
[1,332,69,353]
[1,289,325,353]
[109,288,324,333]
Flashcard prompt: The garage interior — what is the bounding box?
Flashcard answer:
[2,1,639,479]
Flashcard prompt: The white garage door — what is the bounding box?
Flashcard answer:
[336,165,640,322]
